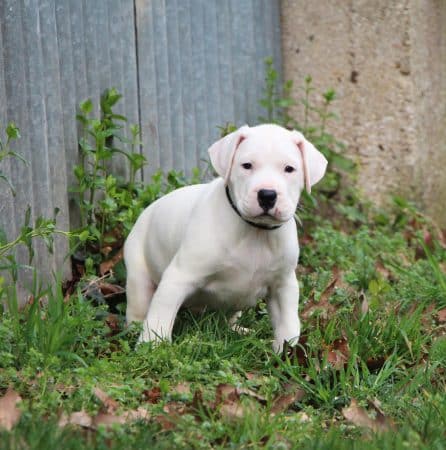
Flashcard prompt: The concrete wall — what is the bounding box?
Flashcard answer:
[281,0,446,224]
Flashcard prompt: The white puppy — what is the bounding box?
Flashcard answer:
[124,124,327,352]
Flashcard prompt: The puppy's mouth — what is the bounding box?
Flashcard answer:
[240,202,291,224]
[247,211,288,225]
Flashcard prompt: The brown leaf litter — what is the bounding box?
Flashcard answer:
[56,381,309,432]
[301,267,345,321]
[270,383,305,416]
[325,337,350,370]
[0,388,22,431]
[100,248,124,276]
[58,386,150,430]
[342,398,395,433]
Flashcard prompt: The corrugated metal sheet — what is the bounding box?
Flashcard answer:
[0,0,282,284]
[136,0,282,177]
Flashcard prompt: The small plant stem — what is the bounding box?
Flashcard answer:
[78,128,87,229]
[303,81,311,132]
[88,135,102,227]
[129,140,136,187]
[320,100,329,136]
[100,213,106,249]
[267,76,274,122]
[0,230,70,259]
[88,171,97,227]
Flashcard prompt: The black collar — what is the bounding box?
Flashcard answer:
[225,186,282,231]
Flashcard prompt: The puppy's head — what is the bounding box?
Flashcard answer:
[208,124,327,227]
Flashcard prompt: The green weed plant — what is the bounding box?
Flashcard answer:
[1,68,445,449]
[0,124,70,306]
[73,88,200,277]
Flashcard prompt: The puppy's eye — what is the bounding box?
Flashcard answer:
[242,163,252,170]
[284,165,295,173]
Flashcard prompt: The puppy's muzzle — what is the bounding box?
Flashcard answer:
[257,189,277,212]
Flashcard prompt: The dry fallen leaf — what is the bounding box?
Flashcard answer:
[301,270,339,320]
[105,314,121,335]
[143,386,162,404]
[98,282,125,298]
[211,384,265,422]
[123,407,151,422]
[58,410,92,428]
[342,398,394,433]
[214,384,239,404]
[93,412,127,427]
[190,389,205,412]
[0,388,22,431]
[156,402,189,431]
[326,337,350,370]
[270,384,305,415]
[437,308,446,323]
[214,383,266,405]
[244,372,264,384]
[163,401,189,416]
[360,292,369,315]
[93,387,119,413]
[421,303,436,327]
[368,398,396,431]
[100,248,124,275]
[342,399,378,431]
[59,407,150,430]
[282,335,310,366]
[219,400,256,421]
[236,387,266,403]
[171,382,192,396]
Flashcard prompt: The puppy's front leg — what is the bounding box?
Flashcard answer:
[139,262,197,344]
[268,272,301,353]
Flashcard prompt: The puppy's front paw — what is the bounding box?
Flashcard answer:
[137,320,172,347]
[137,330,152,345]
[273,335,300,354]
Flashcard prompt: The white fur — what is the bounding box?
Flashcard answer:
[124,124,327,352]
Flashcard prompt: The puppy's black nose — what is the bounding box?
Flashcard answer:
[258,189,277,211]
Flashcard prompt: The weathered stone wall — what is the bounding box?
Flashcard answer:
[281,0,446,224]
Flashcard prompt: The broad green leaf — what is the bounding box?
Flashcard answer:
[6,122,20,140]
[110,114,127,122]
[79,230,90,242]
[80,98,93,115]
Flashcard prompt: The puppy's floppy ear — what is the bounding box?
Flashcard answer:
[291,130,328,193]
[208,125,250,184]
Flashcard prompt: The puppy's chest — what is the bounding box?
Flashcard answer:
[194,240,289,308]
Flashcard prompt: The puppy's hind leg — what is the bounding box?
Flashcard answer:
[126,268,156,324]
[124,235,156,324]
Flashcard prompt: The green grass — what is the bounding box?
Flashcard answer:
[1,197,446,450]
